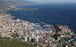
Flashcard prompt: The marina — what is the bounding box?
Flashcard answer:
[0,14,76,47]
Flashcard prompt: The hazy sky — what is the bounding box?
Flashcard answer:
[27,0,76,3]
[4,0,76,4]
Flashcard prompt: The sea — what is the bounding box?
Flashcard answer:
[7,4,76,33]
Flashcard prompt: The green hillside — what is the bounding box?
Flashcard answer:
[0,38,36,47]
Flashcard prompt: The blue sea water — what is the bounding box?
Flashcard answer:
[7,4,76,33]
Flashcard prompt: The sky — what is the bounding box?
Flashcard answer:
[4,0,76,4]
[27,0,76,3]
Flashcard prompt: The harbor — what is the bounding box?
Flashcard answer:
[0,14,76,47]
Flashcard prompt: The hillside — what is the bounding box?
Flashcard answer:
[0,37,36,47]
[4,0,37,5]
[0,0,18,13]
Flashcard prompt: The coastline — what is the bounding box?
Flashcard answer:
[0,13,76,47]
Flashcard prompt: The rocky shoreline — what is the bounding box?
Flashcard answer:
[0,14,76,47]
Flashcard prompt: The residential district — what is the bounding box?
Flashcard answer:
[0,13,76,47]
